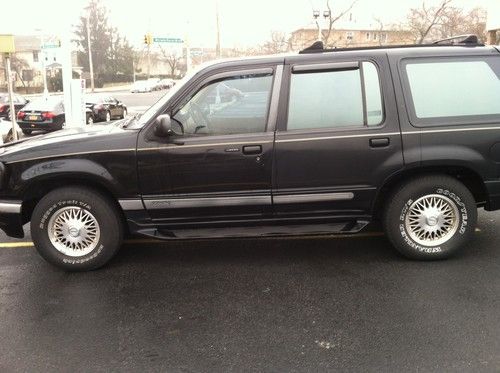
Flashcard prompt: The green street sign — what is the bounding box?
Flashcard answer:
[41,44,60,49]
[153,37,183,43]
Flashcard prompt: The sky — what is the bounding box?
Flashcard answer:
[0,0,496,48]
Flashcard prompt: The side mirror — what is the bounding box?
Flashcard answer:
[154,114,183,137]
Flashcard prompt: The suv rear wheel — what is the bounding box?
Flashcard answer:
[383,175,477,260]
[31,187,123,271]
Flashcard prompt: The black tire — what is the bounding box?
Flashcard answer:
[383,175,477,260]
[31,187,123,271]
[22,129,32,135]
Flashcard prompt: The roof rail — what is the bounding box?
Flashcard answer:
[299,34,484,54]
[432,34,480,45]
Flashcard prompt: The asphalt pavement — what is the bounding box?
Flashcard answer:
[0,209,499,372]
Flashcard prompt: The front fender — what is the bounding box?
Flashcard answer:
[10,158,121,197]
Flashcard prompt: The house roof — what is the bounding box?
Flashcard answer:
[14,35,41,52]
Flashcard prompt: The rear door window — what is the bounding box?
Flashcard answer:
[286,61,384,130]
[402,57,500,126]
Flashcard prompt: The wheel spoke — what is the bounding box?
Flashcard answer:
[404,194,459,247]
[47,207,101,257]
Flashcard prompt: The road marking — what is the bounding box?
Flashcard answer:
[0,228,482,249]
[0,242,34,248]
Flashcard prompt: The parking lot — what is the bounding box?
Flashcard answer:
[0,208,499,372]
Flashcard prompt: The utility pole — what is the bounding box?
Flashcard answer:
[36,29,49,98]
[147,42,151,79]
[215,0,221,59]
[5,54,18,141]
[86,11,95,92]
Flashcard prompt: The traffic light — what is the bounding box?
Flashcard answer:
[144,33,152,45]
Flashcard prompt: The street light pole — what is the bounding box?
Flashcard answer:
[36,29,49,98]
[313,10,321,42]
[86,12,95,92]
[5,54,18,141]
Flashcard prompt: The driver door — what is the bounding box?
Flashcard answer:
[137,66,282,225]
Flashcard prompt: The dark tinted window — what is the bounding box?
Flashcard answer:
[287,61,383,130]
[403,57,500,126]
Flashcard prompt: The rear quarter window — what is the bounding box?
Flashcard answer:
[401,56,500,126]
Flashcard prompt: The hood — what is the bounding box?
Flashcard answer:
[0,123,138,164]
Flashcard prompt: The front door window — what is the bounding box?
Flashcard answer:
[173,73,273,136]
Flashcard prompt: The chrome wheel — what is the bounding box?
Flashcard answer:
[48,207,101,257]
[105,111,111,122]
[405,194,459,246]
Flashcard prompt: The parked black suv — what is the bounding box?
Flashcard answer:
[0,36,499,270]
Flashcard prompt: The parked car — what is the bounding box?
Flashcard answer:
[130,80,153,93]
[16,96,65,134]
[0,118,22,143]
[159,79,174,89]
[85,94,127,124]
[0,35,499,271]
[147,78,162,91]
[0,93,29,121]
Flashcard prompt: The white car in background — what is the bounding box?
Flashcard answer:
[130,80,153,93]
[147,78,162,91]
[0,118,22,144]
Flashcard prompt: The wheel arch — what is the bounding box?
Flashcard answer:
[20,174,127,231]
[372,165,487,220]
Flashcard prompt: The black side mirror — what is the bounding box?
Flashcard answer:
[154,114,183,137]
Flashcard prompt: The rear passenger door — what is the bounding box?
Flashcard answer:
[273,54,403,220]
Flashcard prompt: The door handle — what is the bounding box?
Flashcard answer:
[369,137,390,148]
[242,145,262,155]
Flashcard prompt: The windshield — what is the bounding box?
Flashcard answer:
[129,68,200,129]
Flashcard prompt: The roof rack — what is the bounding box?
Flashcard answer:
[432,34,479,45]
[299,34,484,54]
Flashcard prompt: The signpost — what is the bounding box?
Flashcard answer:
[0,34,18,141]
[153,37,183,43]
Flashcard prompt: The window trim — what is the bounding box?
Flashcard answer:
[400,56,500,128]
[170,67,277,137]
[283,59,386,132]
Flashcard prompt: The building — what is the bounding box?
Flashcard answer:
[0,35,80,93]
[486,2,500,44]
[289,26,415,51]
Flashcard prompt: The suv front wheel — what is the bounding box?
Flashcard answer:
[384,175,477,260]
[31,187,123,271]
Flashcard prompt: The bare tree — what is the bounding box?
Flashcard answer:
[407,0,453,44]
[318,0,358,47]
[261,31,290,55]
[158,45,182,78]
[1,54,29,92]
[439,7,487,41]
[373,17,385,46]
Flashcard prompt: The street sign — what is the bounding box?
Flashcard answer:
[0,34,15,53]
[41,44,60,49]
[153,37,183,43]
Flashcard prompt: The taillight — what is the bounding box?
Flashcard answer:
[17,111,26,119]
[42,112,55,119]
[0,105,6,113]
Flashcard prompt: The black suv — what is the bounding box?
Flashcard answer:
[0,37,499,271]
